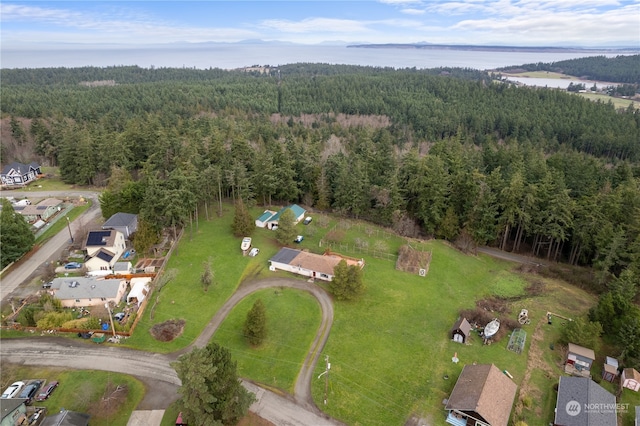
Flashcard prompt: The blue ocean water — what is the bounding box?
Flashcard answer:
[0,43,627,71]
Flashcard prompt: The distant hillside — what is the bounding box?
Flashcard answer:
[497,54,640,84]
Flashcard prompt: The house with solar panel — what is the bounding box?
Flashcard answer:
[82,229,126,274]
[14,198,63,223]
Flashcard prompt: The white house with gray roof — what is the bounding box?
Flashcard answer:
[51,277,127,308]
[102,212,138,239]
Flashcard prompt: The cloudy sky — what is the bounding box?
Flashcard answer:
[1,0,639,48]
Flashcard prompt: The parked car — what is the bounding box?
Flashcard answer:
[248,248,260,257]
[303,216,313,225]
[1,381,25,399]
[35,381,58,401]
[64,262,82,270]
[42,281,53,289]
[18,381,43,404]
[294,235,304,243]
[114,312,125,321]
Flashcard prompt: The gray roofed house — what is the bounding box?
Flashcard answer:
[1,398,28,425]
[270,247,302,265]
[445,363,517,426]
[554,376,617,426]
[41,409,90,426]
[1,161,41,186]
[52,277,127,308]
[102,212,138,239]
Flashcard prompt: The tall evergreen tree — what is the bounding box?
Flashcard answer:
[275,208,297,245]
[171,342,255,426]
[243,299,267,346]
[231,198,254,238]
[0,198,35,269]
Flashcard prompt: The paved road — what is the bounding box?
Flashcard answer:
[0,191,102,302]
[477,246,549,267]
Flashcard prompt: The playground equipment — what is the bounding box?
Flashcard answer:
[518,309,531,325]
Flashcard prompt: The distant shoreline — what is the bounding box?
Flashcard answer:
[347,44,639,54]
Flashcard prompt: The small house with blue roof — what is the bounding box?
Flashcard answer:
[255,204,306,229]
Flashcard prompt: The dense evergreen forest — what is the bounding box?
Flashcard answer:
[498,54,640,84]
[2,62,639,365]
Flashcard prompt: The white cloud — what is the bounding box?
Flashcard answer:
[260,17,371,34]
[379,0,424,4]
[401,8,426,15]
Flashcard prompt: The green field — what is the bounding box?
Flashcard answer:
[5,202,638,425]
[212,288,322,393]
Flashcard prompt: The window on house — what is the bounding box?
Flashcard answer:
[75,299,80,303]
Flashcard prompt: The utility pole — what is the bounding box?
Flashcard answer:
[317,355,330,405]
[66,216,74,243]
[105,303,116,338]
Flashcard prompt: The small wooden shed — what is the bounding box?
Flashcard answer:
[450,317,472,344]
[622,368,640,392]
[602,357,619,383]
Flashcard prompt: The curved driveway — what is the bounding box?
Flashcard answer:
[1,275,342,425]
[191,277,335,413]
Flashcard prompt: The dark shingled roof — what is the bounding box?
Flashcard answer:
[270,247,302,265]
[445,364,517,426]
[554,376,617,426]
[103,212,137,227]
[451,317,472,337]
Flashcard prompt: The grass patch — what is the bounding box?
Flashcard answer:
[20,167,74,191]
[124,205,283,353]
[213,288,322,393]
[502,71,568,79]
[488,271,528,298]
[577,92,638,109]
[0,364,144,426]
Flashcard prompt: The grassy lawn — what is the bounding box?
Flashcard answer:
[124,204,287,352]
[309,240,531,425]
[576,92,638,109]
[212,288,322,393]
[41,203,615,425]
[0,364,144,426]
[502,71,569,79]
[123,206,615,425]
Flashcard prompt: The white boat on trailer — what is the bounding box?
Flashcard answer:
[483,318,500,338]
